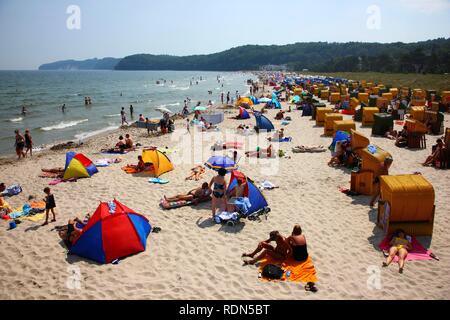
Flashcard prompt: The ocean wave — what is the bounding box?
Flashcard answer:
[74,125,118,140]
[104,114,121,118]
[9,117,23,122]
[156,102,180,109]
[41,119,88,131]
[174,86,190,91]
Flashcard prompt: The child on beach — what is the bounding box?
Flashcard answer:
[42,187,56,226]
[14,129,26,160]
[24,129,33,157]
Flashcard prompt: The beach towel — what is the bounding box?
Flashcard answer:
[159,196,211,210]
[95,159,120,167]
[292,145,326,153]
[379,236,433,262]
[101,150,129,155]
[121,165,154,174]
[214,211,239,224]
[148,178,169,184]
[48,178,78,185]
[232,197,251,215]
[259,180,277,190]
[281,122,290,126]
[272,137,292,143]
[22,212,45,222]
[1,184,22,197]
[258,256,318,283]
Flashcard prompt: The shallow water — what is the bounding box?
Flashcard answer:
[0,70,252,155]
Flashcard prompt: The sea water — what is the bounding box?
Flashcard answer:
[0,70,253,155]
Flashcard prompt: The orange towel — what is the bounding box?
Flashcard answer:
[30,201,46,210]
[121,165,153,174]
[258,256,318,283]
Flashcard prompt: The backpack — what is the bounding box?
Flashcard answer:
[262,264,284,280]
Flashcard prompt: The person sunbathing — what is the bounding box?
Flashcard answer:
[267,129,284,142]
[40,168,65,178]
[127,155,150,172]
[185,166,205,181]
[58,214,90,245]
[245,144,273,158]
[328,141,345,167]
[395,126,408,147]
[275,110,285,120]
[287,225,309,262]
[423,139,445,166]
[382,229,412,274]
[164,182,211,203]
[384,127,398,140]
[242,231,291,265]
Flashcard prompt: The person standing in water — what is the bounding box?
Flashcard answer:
[61,104,66,113]
[24,129,33,157]
[21,105,27,115]
[14,129,26,160]
[129,104,134,118]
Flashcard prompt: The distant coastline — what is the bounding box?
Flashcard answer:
[38,38,450,74]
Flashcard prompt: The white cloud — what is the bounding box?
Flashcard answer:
[398,0,450,13]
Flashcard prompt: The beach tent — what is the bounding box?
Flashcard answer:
[142,149,174,177]
[227,170,268,215]
[236,97,254,107]
[238,107,251,120]
[259,97,271,103]
[205,156,238,172]
[254,111,275,132]
[63,152,98,180]
[249,95,259,105]
[69,199,151,264]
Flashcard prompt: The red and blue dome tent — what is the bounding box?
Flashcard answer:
[238,107,251,120]
[69,199,152,264]
[254,111,275,132]
[226,170,269,215]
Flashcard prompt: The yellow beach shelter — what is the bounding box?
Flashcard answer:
[142,148,174,177]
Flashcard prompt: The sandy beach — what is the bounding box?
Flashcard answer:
[1,88,449,300]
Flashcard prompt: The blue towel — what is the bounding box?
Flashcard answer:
[367,144,377,154]
[234,197,252,215]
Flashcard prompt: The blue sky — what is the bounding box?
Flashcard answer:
[0,0,449,69]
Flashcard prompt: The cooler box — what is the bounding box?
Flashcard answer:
[377,175,435,236]
[333,120,356,137]
[330,92,341,104]
[372,113,393,136]
[362,107,380,126]
[316,107,334,126]
[369,95,378,107]
[351,171,374,196]
[311,103,326,120]
[350,130,370,150]
[324,114,343,136]
[410,106,425,122]
[358,92,369,104]
[320,90,330,100]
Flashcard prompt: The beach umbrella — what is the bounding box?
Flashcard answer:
[155,106,174,114]
[205,156,238,172]
[193,106,207,111]
[259,97,271,103]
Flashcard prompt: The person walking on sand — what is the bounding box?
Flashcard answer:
[14,129,26,160]
[42,187,56,226]
[24,129,33,157]
[186,118,190,134]
[209,168,228,219]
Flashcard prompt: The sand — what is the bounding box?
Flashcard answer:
[1,91,450,300]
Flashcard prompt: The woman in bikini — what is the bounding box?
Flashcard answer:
[382,229,412,273]
[209,168,228,218]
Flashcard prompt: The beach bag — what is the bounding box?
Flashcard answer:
[262,264,284,280]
